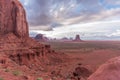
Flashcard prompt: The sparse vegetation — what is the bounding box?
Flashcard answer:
[4,69,10,72]
[12,70,21,76]
[0,77,4,80]
[36,77,43,80]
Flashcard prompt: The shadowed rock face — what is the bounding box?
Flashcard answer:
[71,66,92,80]
[88,56,120,80]
[0,0,28,37]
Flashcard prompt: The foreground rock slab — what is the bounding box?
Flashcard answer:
[88,56,120,80]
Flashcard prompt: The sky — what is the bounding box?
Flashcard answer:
[20,0,120,40]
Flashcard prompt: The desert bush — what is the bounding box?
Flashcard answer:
[0,77,4,80]
[36,77,43,80]
[4,69,10,72]
[12,70,21,76]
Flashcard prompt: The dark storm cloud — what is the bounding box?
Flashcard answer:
[20,0,79,29]
[21,0,74,24]
[21,0,53,26]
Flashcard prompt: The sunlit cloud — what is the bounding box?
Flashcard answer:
[30,20,120,40]
[20,0,120,40]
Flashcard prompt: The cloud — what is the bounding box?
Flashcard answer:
[57,7,120,25]
[103,0,120,6]
[108,30,120,37]
[18,0,99,28]
[29,25,53,31]
[20,0,120,40]
[30,20,120,40]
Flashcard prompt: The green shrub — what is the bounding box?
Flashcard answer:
[36,77,43,80]
[0,77,4,80]
[12,70,21,76]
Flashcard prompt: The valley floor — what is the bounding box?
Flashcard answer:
[44,41,120,72]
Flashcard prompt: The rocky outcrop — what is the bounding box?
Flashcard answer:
[0,0,66,69]
[0,0,68,80]
[34,34,49,41]
[0,0,28,37]
[74,34,82,41]
[61,37,69,41]
[88,56,120,80]
[66,64,92,80]
[35,34,44,41]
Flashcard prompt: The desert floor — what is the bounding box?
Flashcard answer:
[43,41,120,72]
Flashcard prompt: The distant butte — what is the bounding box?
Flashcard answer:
[74,34,82,41]
[35,34,48,41]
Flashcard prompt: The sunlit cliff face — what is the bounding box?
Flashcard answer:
[20,0,120,40]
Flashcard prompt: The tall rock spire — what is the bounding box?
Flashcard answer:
[0,0,29,37]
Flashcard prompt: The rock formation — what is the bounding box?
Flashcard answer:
[88,56,120,80]
[71,66,92,80]
[0,0,28,37]
[61,37,69,41]
[0,0,66,71]
[0,0,72,80]
[74,34,82,41]
[35,34,48,41]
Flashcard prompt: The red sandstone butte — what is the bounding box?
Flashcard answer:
[35,34,47,41]
[74,34,82,41]
[0,0,66,73]
[0,0,28,37]
[88,56,120,80]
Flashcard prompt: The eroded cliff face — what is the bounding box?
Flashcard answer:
[0,0,69,79]
[0,0,28,37]
[0,0,67,71]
